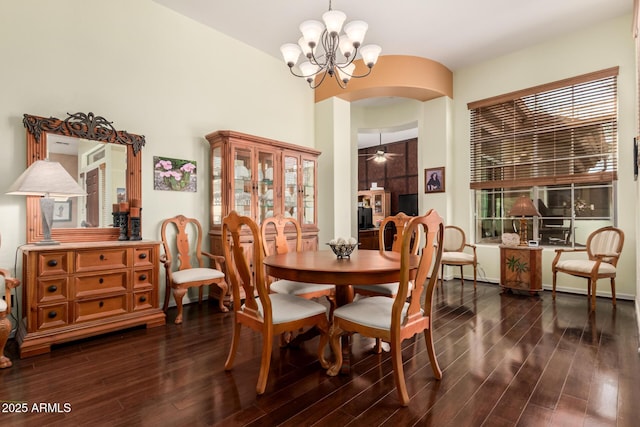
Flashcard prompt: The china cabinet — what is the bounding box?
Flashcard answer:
[18,241,165,357]
[358,189,390,226]
[206,130,320,265]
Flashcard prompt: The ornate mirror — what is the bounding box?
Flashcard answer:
[23,112,145,243]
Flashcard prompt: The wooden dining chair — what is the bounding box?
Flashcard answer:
[223,210,330,395]
[327,209,445,406]
[552,226,624,311]
[440,225,477,289]
[160,215,228,324]
[352,212,420,298]
[0,233,20,368]
[261,214,335,306]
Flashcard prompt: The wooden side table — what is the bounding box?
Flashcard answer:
[499,245,542,295]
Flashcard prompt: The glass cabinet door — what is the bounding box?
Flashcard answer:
[211,145,223,225]
[283,154,298,220]
[233,147,253,218]
[257,150,275,224]
[302,158,316,225]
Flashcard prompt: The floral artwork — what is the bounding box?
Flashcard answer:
[154,156,197,192]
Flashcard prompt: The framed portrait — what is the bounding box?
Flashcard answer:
[425,167,445,193]
[53,200,72,222]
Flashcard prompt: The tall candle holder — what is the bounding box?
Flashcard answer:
[117,212,129,241]
[129,208,142,241]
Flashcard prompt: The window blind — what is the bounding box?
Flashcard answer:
[468,68,618,190]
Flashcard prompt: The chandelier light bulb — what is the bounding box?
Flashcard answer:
[359,44,382,68]
[280,43,302,67]
[343,20,368,47]
[339,35,355,58]
[299,20,324,48]
[322,9,346,35]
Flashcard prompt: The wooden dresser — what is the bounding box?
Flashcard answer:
[17,241,166,358]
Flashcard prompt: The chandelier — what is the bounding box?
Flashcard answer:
[280,1,381,89]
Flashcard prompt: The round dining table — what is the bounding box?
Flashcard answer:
[263,249,419,373]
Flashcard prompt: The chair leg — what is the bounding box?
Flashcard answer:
[163,281,171,312]
[473,263,477,289]
[327,324,343,377]
[552,270,557,299]
[611,278,616,307]
[440,264,444,287]
[0,313,12,369]
[173,288,187,324]
[215,282,230,313]
[224,321,242,370]
[390,335,409,406]
[424,328,442,380]
[198,287,204,304]
[256,329,273,394]
[590,279,597,311]
[316,318,330,369]
[459,266,464,286]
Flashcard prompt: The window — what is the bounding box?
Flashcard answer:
[469,68,618,246]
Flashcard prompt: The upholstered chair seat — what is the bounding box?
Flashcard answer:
[554,259,616,275]
[252,293,328,324]
[269,280,334,297]
[440,225,477,289]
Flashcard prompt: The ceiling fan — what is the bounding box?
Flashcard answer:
[359,134,402,163]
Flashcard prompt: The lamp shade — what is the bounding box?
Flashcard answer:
[508,195,540,217]
[7,159,86,197]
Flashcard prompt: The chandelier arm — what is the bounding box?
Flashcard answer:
[309,69,330,89]
[332,71,348,89]
[288,66,323,80]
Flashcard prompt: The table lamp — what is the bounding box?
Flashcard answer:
[508,195,540,246]
[7,159,86,245]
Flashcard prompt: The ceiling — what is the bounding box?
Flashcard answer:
[153,0,632,147]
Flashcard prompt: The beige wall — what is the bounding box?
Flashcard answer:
[0,0,314,302]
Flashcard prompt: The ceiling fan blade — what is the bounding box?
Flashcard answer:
[366,155,377,161]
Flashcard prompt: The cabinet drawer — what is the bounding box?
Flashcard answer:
[76,249,128,272]
[74,272,129,298]
[74,294,128,323]
[133,268,153,289]
[133,247,154,267]
[37,277,69,303]
[37,303,69,330]
[132,290,153,311]
[37,252,69,277]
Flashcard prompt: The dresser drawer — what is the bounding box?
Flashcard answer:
[37,277,69,303]
[74,294,128,323]
[133,247,154,267]
[132,290,153,311]
[76,248,128,273]
[37,252,70,277]
[37,303,69,330]
[133,268,153,290]
[74,271,129,298]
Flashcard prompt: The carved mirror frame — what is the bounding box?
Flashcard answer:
[23,112,145,243]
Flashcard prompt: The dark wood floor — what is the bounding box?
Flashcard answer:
[2,280,639,426]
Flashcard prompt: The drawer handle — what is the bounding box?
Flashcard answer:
[48,311,57,319]
[139,253,147,259]
[47,285,58,293]
[100,254,105,260]
[139,296,147,303]
[99,301,104,308]
[47,260,58,267]
[139,274,147,281]
[99,278,104,284]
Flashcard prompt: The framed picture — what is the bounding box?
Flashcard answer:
[153,156,197,192]
[425,167,445,193]
[53,200,72,222]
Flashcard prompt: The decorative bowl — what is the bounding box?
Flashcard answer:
[327,243,357,258]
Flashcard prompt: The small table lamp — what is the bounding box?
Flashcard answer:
[7,159,86,245]
[508,195,541,246]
